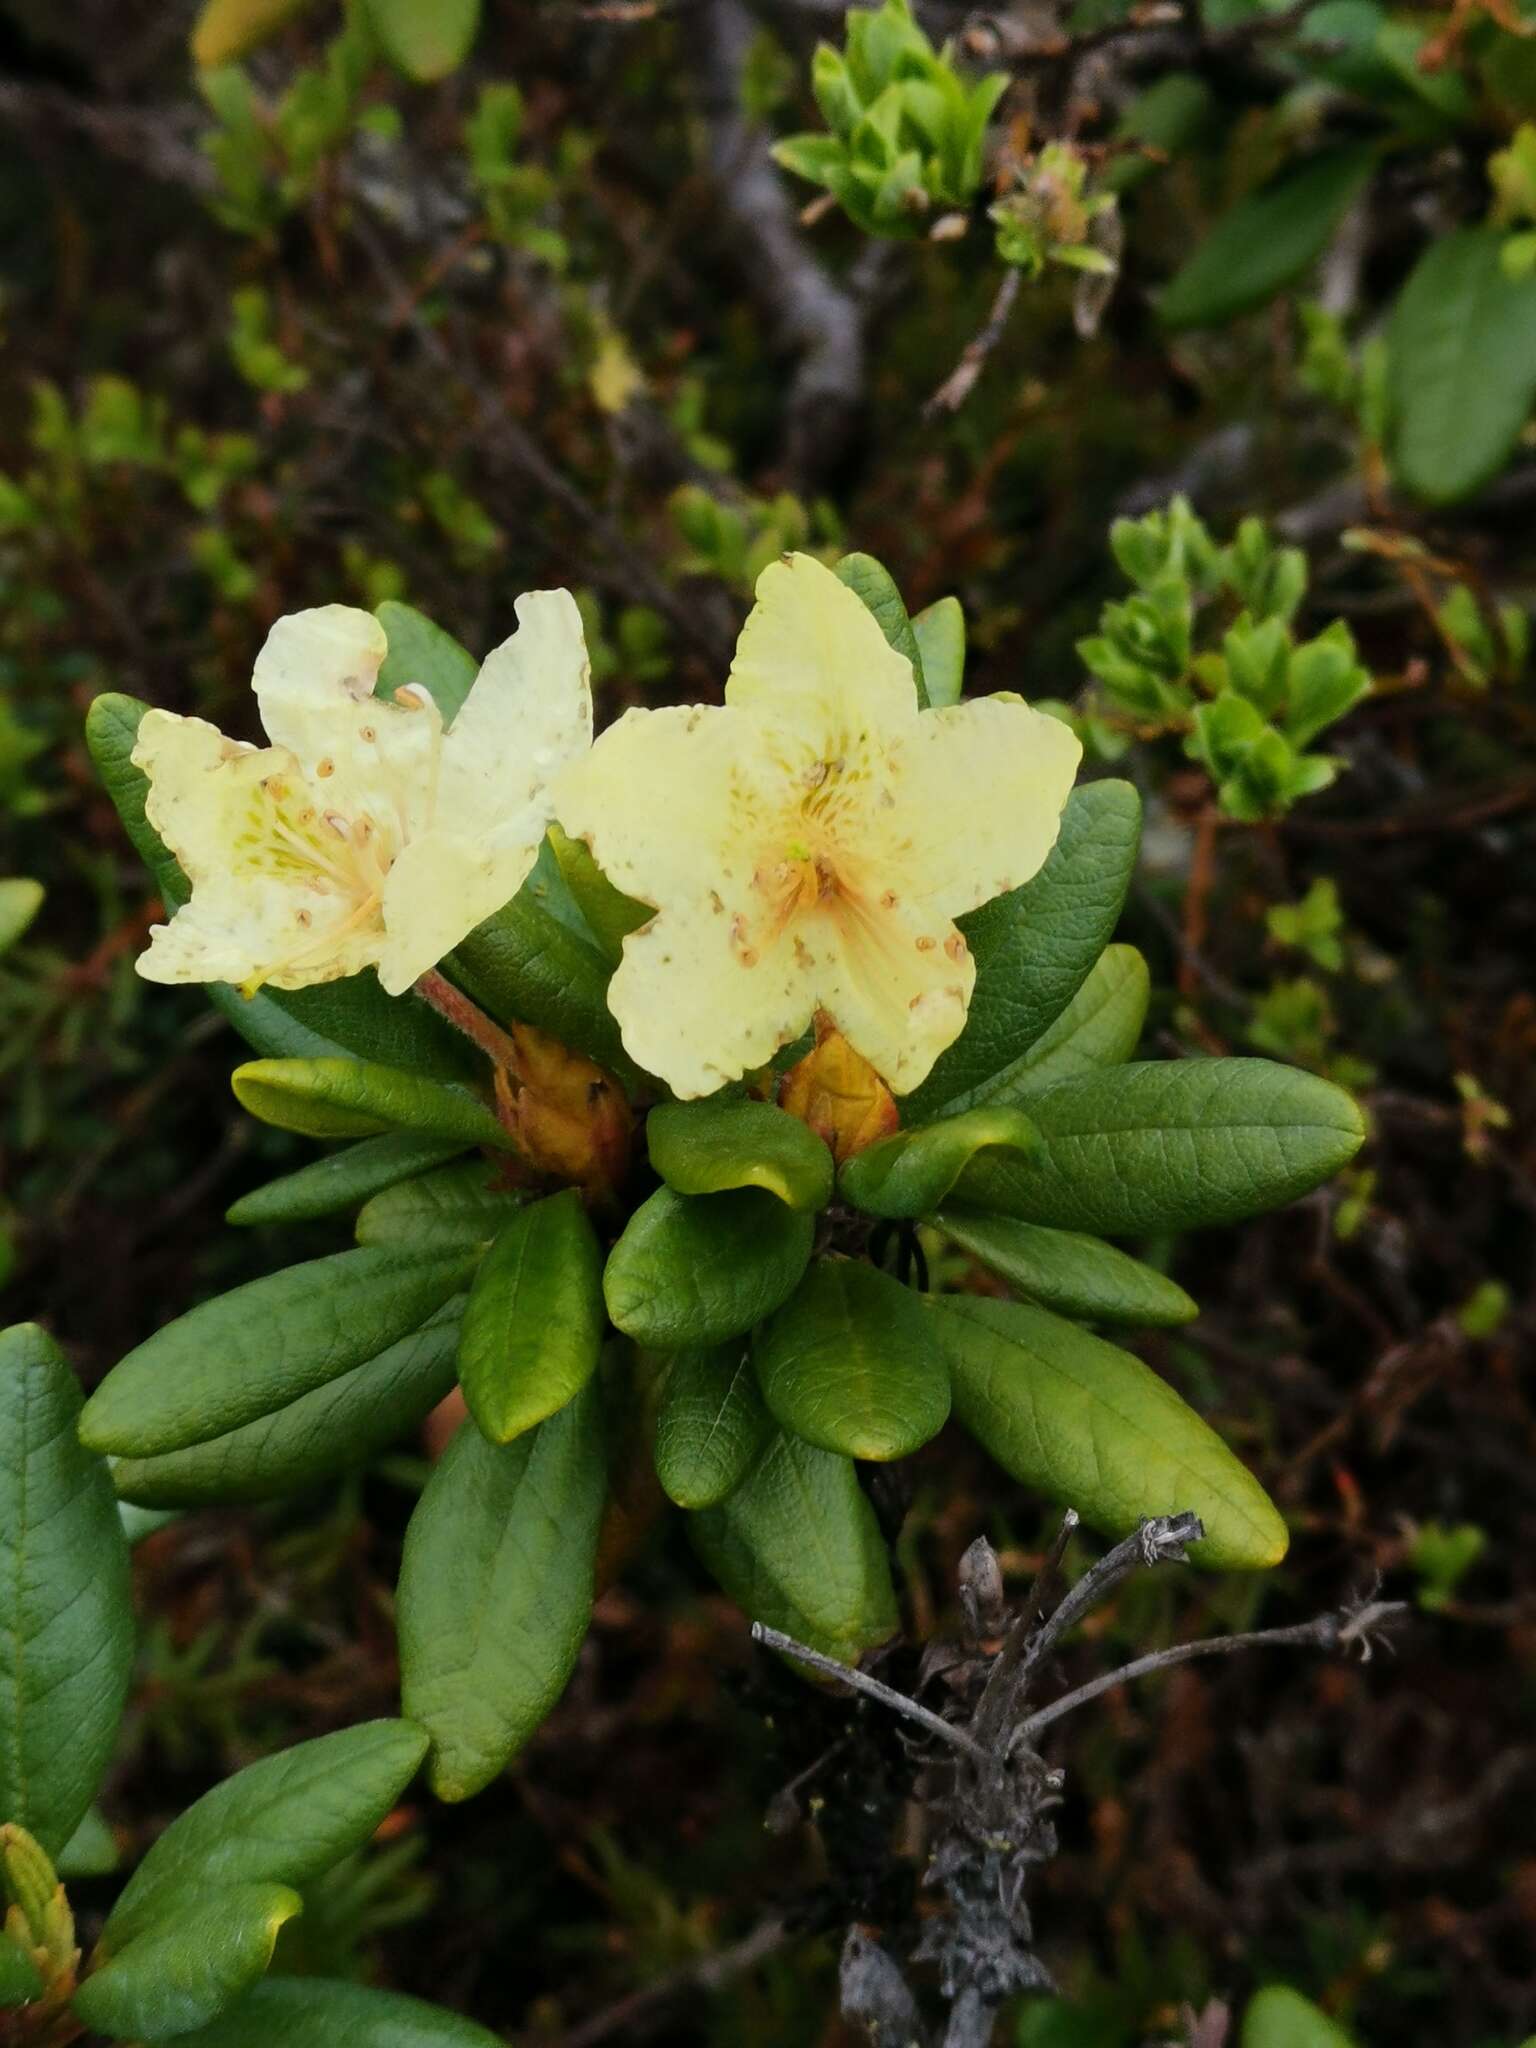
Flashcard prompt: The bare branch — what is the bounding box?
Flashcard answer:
[751,1623,992,1761]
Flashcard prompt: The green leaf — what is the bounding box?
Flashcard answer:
[447,891,637,1087]
[752,1261,950,1461]
[365,0,479,80]
[0,879,42,958]
[834,551,928,707]
[1241,1985,1358,2048]
[55,1805,118,1880]
[191,0,315,68]
[647,1100,833,1212]
[912,595,965,707]
[399,1383,606,1800]
[690,1431,899,1663]
[166,1976,505,2047]
[957,1058,1365,1235]
[932,1296,1288,1567]
[227,1134,470,1227]
[111,1300,462,1508]
[98,1721,428,1953]
[1159,147,1374,330]
[838,1105,1041,1220]
[652,1344,772,1509]
[547,823,650,966]
[355,1161,523,1251]
[74,1882,302,2040]
[374,600,478,723]
[459,1192,604,1443]
[901,782,1142,1123]
[996,944,1149,1094]
[604,1187,814,1348]
[231,1057,510,1148]
[85,692,472,1082]
[80,1247,474,1456]
[939,1210,1197,1326]
[1387,227,1536,504]
[0,1324,134,1857]
[0,1933,43,2006]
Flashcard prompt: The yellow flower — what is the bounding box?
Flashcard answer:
[555,552,1081,1098]
[135,594,591,998]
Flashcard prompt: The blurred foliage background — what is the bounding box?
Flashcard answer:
[0,0,1533,2042]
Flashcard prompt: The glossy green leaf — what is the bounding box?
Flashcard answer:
[939,1210,1197,1326]
[959,1058,1364,1235]
[902,782,1142,1123]
[995,943,1149,1096]
[111,1300,462,1508]
[547,823,650,966]
[0,879,42,958]
[652,1344,772,1509]
[86,692,473,1083]
[647,1100,833,1212]
[399,1383,606,1800]
[0,1324,134,1857]
[752,1262,950,1461]
[912,595,964,707]
[835,551,928,707]
[80,1247,473,1456]
[55,1805,118,1880]
[447,891,637,1086]
[604,1187,814,1347]
[690,1431,899,1662]
[232,1057,510,1149]
[355,1161,523,1251]
[169,1976,505,2047]
[838,1105,1040,1220]
[1388,227,1536,504]
[98,1721,428,1952]
[459,1193,604,1443]
[374,599,478,723]
[1159,147,1374,330]
[366,0,479,79]
[74,1882,301,2040]
[227,1134,469,1227]
[0,1933,43,2006]
[1241,1985,1358,2048]
[934,1296,1287,1566]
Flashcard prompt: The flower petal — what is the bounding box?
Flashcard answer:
[438,589,593,843]
[726,552,917,736]
[607,902,812,1098]
[253,604,440,834]
[809,894,976,1096]
[882,697,1082,919]
[375,826,547,996]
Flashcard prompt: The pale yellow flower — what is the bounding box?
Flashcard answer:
[555,552,1081,1098]
[136,594,591,998]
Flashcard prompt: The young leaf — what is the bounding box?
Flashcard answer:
[1159,147,1374,330]
[993,943,1149,1095]
[1241,1985,1358,2048]
[837,1105,1041,1219]
[231,1057,511,1148]
[98,1721,429,1952]
[0,879,42,958]
[366,0,480,80]
[374,599,478,723]
[753,1261,950,1461]
[73,1882,302,2040]
[932,1296,1288,1567]
[958,1058,1365,1235]
[166,1976,504,2046]
[652,1344,772,1509]
[0,1324,134,1858]
[834,552,928,707]
[80,1247,474,1456]
[901,782,1142,1123]
[690,1431,899,1663]
[647,1099,833,1212]
[459,1192,604,1444]
[912,595,965,707]
[227,1133,470,1227]
[604,1187,814,1348]
[111,1300,463,1508]
[355,1161,523,1251]
[939,1209,1198,1326]
[399,1383,606,1800]
[1387,227,1536,504]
